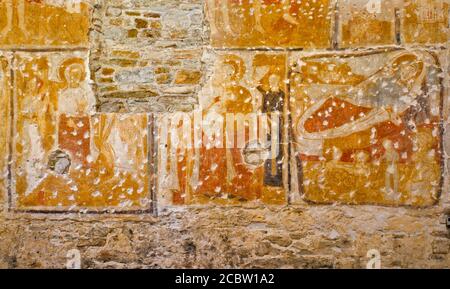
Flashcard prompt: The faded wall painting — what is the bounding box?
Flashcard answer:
[290,49,443,206]
[0,0,90,48]
[157,52,289,206]
[206,0,332,48]
[402,0,449,44]
[339,0,397,47]
[0,53,11,202]
[11,52,151,212]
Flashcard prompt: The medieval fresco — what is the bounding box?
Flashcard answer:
[11,52,151,212]
[290,49,443,206]
[206,0,332,48]
[339,0,397,47]
[0,0,447,214]
[402,0,449,44]
[0,0,90,48]
[157,52,288,206]
[0,53,11,202]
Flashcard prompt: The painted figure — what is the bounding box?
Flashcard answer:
[382,139,399,198]
[203,55,259,200]
[257,73,284,186]
[158,53,287,206]
[291,50,442,206]
[13,53,149,211]
[296,52,427,157]
[403,0,449,43]
[20,58,60,153]
[0,0,90,47]
[58,61,93,116]
[206,0,236,37]
[1,0,27,38]
[208,0,331,48]
[57,60,93,166]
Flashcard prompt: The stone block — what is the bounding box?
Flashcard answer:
[0,0,90,48]
[206,0,333,48]
[339,0,397,47]
[10,52,153,213]
[0,52,11,206]
[401,0,449,44]
[156,51,290,207]
[290,49,443,206]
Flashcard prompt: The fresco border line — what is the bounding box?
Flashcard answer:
[6,52,14,213]
[0,47,90,53]
[8,207,154,215]
[437,50,446,207]
[210,47,305,52]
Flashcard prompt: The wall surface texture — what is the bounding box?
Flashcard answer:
[0,0,450,268]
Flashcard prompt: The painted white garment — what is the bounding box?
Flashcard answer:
[109,129,132,171]
[24,121,46,196]
[44,0,84,13]
[58,87,94,116]
[295,51,427,156]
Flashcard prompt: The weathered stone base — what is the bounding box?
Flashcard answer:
[1,204,449,269]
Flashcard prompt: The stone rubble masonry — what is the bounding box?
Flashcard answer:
[91,0,204,113]
[0,0,449,269]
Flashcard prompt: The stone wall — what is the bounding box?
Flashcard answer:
[0,0,450,269]
[92,0,205,113]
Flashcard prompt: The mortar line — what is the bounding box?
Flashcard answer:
[149,113,159,217]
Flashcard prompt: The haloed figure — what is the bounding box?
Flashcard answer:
[1,0,27,37]
[257,74,285,187]
[57,62,92,166]
[206,0,236,37]
[58,63,92,116]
